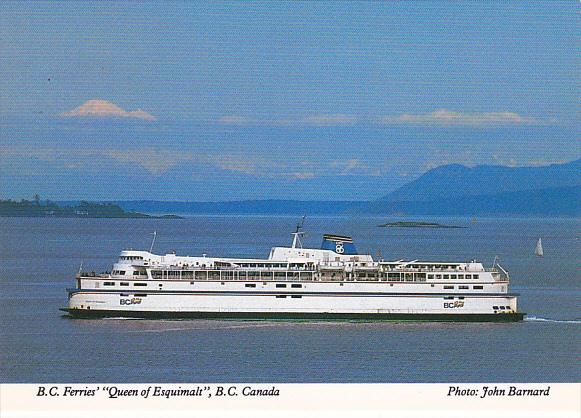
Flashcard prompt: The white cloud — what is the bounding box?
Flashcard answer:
[329,159,372,175]
[60,100,156,121]
[378,109,538,126]
[277,114,357,127]
[301,114,357,126]
[105,149,192,175]
[291,171,315,179]
[217,115,252,125]
[214,155,287,176]
[492,155,570,167]
[216,157,260,175]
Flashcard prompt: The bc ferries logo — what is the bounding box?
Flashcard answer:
[120,297,142,306]
[321,234,357,255]
[444,301,464,309]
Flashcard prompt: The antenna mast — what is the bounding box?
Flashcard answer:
[149,230,157,253]
[291,216,306,249]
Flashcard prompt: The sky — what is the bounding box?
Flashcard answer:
[0,1,578,201]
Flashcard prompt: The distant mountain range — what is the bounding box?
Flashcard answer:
[380,158,580,202]
[114,199,363,216]
[366,185,580,216]
[66,158,580,217]
[0,200,181,219]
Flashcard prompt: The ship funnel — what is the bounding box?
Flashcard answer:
[321,234,358,255]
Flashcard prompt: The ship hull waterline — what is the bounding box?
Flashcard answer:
[60,308,525,322]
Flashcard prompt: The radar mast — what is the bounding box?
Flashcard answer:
[291,216,306,249]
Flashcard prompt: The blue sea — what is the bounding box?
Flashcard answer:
[0,215,579,382]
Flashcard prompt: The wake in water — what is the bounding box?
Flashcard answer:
[125,322,300,333]
[525,316,581,324]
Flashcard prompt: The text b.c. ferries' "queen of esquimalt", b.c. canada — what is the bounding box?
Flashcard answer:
[62,224,524,321]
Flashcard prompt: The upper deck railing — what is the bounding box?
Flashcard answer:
[79,267,509,283]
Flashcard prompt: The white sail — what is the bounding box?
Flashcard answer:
[535,238,544,257]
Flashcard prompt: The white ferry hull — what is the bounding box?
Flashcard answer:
[64,288,523,322]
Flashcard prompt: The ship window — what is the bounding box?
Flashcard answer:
[444,296,454,300]
[459,286,469,289]
[275,295,286,298]
[245,284,256,288]
[458,297,464,300]
[458,274,464,280]
[291,295,302,299]
[134,283,147,287]
[444,286,454,289]
[104,282,115,286]
[473,285,483,290]
[291,284,302,288]
[443,275,449,280]
[415,273,426,281]
[466,275,472,279]
[436,274,442,279]
[120,282,129,286]
[473,274,479,280]
[120,293,129,296]
[134,293,147,297]
[276,284,287,288]
[493,306,499,310]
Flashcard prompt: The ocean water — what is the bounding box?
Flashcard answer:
[0,215,579,383]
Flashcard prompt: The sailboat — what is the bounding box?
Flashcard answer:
[535,238,544,257]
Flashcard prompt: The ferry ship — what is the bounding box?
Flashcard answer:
[62,224,524,321]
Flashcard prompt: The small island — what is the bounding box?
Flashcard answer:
[378,221,466,229]
[0,197,182,219]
